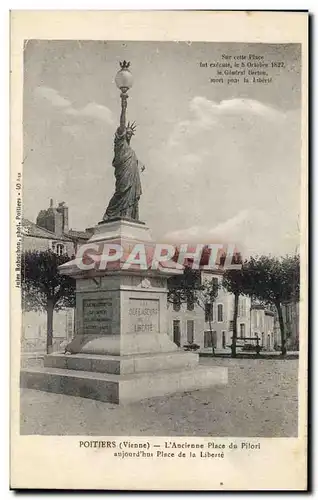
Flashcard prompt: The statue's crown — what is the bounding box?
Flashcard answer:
[126,121,136,134]
[120,60,130,70]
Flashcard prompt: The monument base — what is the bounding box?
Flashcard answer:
[20,217,228,404]
[20,351,228,404]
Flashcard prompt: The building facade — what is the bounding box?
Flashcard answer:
[250,305,275,350]
[168,270,251,351]
[21,200,91,352]
[167,270,277,353]
[272,301,299,350]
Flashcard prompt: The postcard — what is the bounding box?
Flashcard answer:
[11,10,308,490]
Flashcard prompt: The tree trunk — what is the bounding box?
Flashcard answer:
[208,316,215,355]
[276,301,287,356]
[231,292,239,358]
[46,298,54,354]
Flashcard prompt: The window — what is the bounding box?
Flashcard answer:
[204,331,213,348]
[187,320,194,343]
[212,277,218,296]
[173,320,181,347]
[229,320,234,331]
[222,331,226,348]
[240,323,245,338]
[204,330,217,348]
[255,312,259,328]
[187,296,194,311]
[217,304,223,322]
[205,303,213,322]
[55,243,64,256]
[285,305,291,322]
[212,331,217,348]
[238,298,247,318]
[241,298,246,317]
[173,297,181,312]
[243,299,247,316]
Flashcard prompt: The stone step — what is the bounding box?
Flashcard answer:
[43,350,198,375]
[20,364,228,404]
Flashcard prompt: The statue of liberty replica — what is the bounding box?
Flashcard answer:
[103,61,145,221]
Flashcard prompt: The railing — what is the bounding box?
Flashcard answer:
[231,335,262,355]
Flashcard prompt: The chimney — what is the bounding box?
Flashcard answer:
[62,205,69,233]
[57,201,69,234]
[54,211,63,236]
[50,198,53,208]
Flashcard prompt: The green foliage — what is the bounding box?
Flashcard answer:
[21,250,76,312]
[167,267,202,305]
[222,254,300,307]
[244,255,300,356]
[222,265,250,297]
[196,277,220,312]
[167,266,219,311]
[242,255,300,306]
[222,254,300,356]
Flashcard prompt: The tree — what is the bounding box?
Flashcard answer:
[244,255,300,356]
[222,264,249,358]
[167,266,202,306]
[196,278,220,353]
[21,250,76,354]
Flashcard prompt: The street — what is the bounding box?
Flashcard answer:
[20,357,298,437]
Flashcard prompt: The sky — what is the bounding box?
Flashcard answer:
[23,40,301,256]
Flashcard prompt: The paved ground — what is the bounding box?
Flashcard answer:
[20,357,298,437]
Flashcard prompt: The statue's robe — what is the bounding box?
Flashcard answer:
[104,128,142,220]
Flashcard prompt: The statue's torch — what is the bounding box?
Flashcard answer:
[115,61,133,129]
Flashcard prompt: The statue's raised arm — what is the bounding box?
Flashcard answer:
[103,61,142,222]
[118,92,128,135]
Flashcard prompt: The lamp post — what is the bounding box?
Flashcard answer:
[115,61,133,129]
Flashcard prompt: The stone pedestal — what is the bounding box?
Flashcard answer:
[21,218,227,404]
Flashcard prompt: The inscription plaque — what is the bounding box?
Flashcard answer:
[83,298,112,333]
[128,298,159,333]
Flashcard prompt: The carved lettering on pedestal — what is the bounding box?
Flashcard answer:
[83,298,112,333]
[128,298,159,333]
